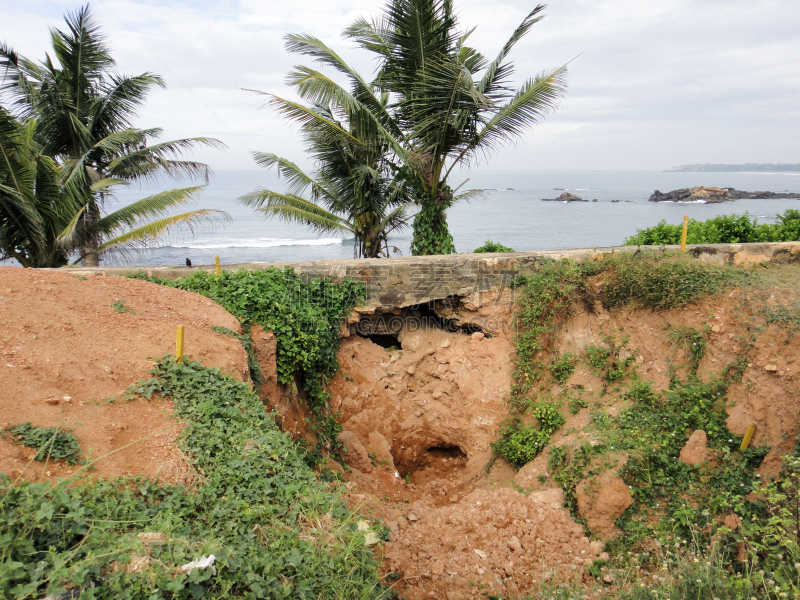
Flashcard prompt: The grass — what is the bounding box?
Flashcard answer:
[0,358,388,600]
[504,251,800,597]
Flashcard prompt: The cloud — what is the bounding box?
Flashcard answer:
[2,0,799,171]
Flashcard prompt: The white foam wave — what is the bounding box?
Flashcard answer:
[168,237,345,250]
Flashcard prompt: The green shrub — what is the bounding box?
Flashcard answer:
[548,352,576,384]
[7,422,83,465]
[493,403,564,468]
[128,267,365,457]
[0,358,385,600]
[532,401,566,434]
[473,240,514,253]
[493,424,551,468]
[623,209,800,246]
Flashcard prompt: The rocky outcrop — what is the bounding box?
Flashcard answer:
[542,191,587,202]
[649,186,799,203]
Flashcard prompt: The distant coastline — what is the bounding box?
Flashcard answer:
[668,163,800,173]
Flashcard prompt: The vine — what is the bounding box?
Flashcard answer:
[128,267,365,458]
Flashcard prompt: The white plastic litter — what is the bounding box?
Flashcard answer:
[394,471,400,478]
[181,554,216,575]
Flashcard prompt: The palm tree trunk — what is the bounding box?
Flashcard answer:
[81,198,102,267]
[410,188,456,255]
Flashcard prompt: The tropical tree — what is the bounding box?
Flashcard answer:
[240,50,413,258]
[344,0,568,255]
[0,5,227,267]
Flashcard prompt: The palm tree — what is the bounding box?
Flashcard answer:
[240,46,413,258]
[0,5,227,267]
[0,108,70,267]
[345,0,568,255]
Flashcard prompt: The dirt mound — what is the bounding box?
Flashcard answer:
[329,323,513,483]
[382,487,602,600]
[0,268,247,483]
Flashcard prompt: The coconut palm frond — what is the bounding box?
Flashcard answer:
[91,186,205,235]
[285,66,406,153]
[107,137,223,182]
[255,193,353,234]
[474,65,567,153]
[90,177,128,192]
[93,209,230,253]
[249,91,366,149]
[343,16,393,56]
[250,152,318,198]
[91,72,165,138]
[53,201,89,249]
[477,5,546,97]
[453,188,486,203]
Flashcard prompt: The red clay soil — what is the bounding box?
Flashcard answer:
[0,267,247,485]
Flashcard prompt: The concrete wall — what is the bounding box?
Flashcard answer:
[61,242,800,310]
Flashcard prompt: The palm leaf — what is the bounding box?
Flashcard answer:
[248,191,352,234]
[91,186,206,236]
[477,6,546,97]
[93,209,230,255]
[247,91,366,149]
[473,65,568,153]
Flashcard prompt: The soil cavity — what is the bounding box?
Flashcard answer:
[352,303,484,341]
[395,443,468,484]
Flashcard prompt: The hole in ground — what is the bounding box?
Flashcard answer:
[412,304,484,335]
[395,443,468,484]
[361,333,400,349]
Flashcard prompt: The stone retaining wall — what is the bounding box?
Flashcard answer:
[60,242,800,310]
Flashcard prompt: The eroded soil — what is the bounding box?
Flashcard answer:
[0,267,248,484]
[2,265,800,600]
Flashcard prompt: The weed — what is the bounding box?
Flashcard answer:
[6,422,83,465]
[565,386,588,414]
[598,252,749,310]
[548,352,576,385]
[210,324,263,386]
[473,240,514,253]
[111,298,135,314]
[665,324,708,373]
[493,403,565,468]
[583,334,637,385]
[128,267,365,454]
[509,259,600,410]
[722,356,749,383]
[0,356,387,599]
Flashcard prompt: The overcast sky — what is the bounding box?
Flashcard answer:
[2,0,799,173]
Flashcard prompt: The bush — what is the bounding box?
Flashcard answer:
[7,422,83,465]
[493,424,551,468]
[473,240,514,253]
[493,403,565,468]
[624,209,800,246]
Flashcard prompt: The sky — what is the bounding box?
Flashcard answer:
[2,0,799,174]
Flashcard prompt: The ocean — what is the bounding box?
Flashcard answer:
[9,170,800,267]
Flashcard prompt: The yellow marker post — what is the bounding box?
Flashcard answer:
[740,424,756,450]
[680,215,689,252]
[176,325,185,363]
[215,255,221,275]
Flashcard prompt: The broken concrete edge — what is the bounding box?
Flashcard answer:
[49,242,800,311]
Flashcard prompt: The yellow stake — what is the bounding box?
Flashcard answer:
[176,325,185,363]
[740,424,756,450]
[680,215,689,252]
[215,255,221,275]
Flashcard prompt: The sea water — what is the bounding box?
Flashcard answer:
[9,170,800,267]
